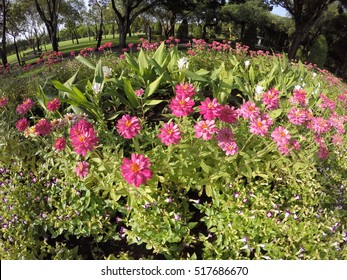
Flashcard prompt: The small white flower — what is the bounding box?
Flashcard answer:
[294,85,302,90]
[244,60,250,68]
[255,85,264,100]
[92,82,101,93]
[312,72,317,78]
[102,66,112,78]
[177,57,189,69]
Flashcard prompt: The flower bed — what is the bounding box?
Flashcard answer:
[0,40,346,259]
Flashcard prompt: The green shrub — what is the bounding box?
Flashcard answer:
[308,35,328,68]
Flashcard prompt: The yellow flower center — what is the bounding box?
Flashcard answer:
[131,163,140,173]
[125,120,131,127]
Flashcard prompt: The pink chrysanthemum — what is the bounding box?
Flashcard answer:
[218,105,238,124]
[121,153,153,187]
[194,119,218,140]
[289,88,308,107]
[239,101,260,120]
[158,122,181,146]
[310,117,330,135]
[271,126,291,145]
[175,83,196,98]
[249,114,272,136]
[169,96,195,117]
[198,97,222,120]
[215,127,234,143]
[329,113,345,135]
[16,98,34,115]
[287,107,307,125]
[16,118,29,132]
[35,119,52,136]
[0,96,7,107]
[46,98,61,111]
[74,161,89,179]
[116,115,141,139]
[54,137,66,151]
[261,88,279,110]
[70,119,99,156]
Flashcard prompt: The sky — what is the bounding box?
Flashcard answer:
[270,5,290,17]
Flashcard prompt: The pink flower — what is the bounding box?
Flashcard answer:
[317,145,329,159]
[261,88,279,110]
[116,115,141,139]
[198,97,221,120]
[287,107,307,125]
[46,98,61,111]
[54,137,66,151]
[169,96,195,117]
[70,119,99,156]
[0,96,7,107]
[318,93,336,111]
[194,119,218,140]
[290,88,308,107]
[277,143,290,156]
[249,114,272,136]
[291,140,300,150]
[158,122,181,146]
[16,98,34,115]
[35,119,52,136]
[329,113,345,134]
[332,134,343,146]
[175,83,196,98]
[135,88,144,97]
[310,117,330,135]
[215,127,234,143]
[74,161,89,179]
[16,118,29,132]
[271,126,291,145]
[239,101,260,120]
[121,154,153,187]
[219,140,238,156]
[219,105,238,124]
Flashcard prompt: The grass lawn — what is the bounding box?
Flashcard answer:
[7,34,146,64]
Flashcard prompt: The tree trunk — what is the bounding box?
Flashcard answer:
[119,22,127,49]
[1,0,8,66]
[13,38,21,66]
[112,22,115,39]
[288,27,306,60]
[96,22,103,49]
[51,29,59,51]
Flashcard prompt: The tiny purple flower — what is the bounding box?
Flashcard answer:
[174,213,181,221]
[266,211,273,218]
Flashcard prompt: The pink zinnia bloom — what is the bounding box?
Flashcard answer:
[0,96,7,107]
[277,143,290,156]
[262,88,279,110]
[329,113,345,135]
[290,88,308,107]
[35,119,52,136]
[219,105,238,124]
[287,107,307,125]
[16,118,29,132]
[271,126,291,145]
[194,119,218,140]
[332,134,343,146]
[54,137,66,151]
[157,122,181,146]
[46,98,61,111]
[317,145,329,159]
[219,140,238,156]
[198,97,222,120]
[239,101,260,120]
[70,119,99,156]
[249,115,272,136]
[175,83,196,98]
[74,161,89,179]
[121,154,153,187]
[16,98,34,115]
[169,96,195,117]
[291,140,300,150]
[215,127,234,143]
[319,93,336,111]
[310,117,330,135]
[135,88,144,97]
[116,115,141,139]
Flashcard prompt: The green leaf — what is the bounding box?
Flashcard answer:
[152,42,166,66]
[138,48,149,75]
[180,69,208,82]
[269,108,283,120]
[123,79,140,108]
[125,52,140,73]
[93,59,104,85]
[51,80,73,94]
[76,55,96,70]
[201,160,211,174]
[144,99,165,106]
[144,73,164,98]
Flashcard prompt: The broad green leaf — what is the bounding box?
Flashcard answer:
[51,80,73,94]
[93,59,104,85]
[152,42,166,66]
[144,73,164,98]
[269,108,283,120]
[180,69,208,82]
[144,99,164,106]
[138,48,149,75]
[75,55,96,69]
[125,52,140,73]
[123,79,140,108]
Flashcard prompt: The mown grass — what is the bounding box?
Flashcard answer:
[7,34,146,64]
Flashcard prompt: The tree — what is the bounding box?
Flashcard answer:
[88,0,108,49]
[34,0,61,51]
[0,0,10,66]
[110,0,161,48]
[60,0,85,44]
[307,34,328,68]
[271,0,337,59]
